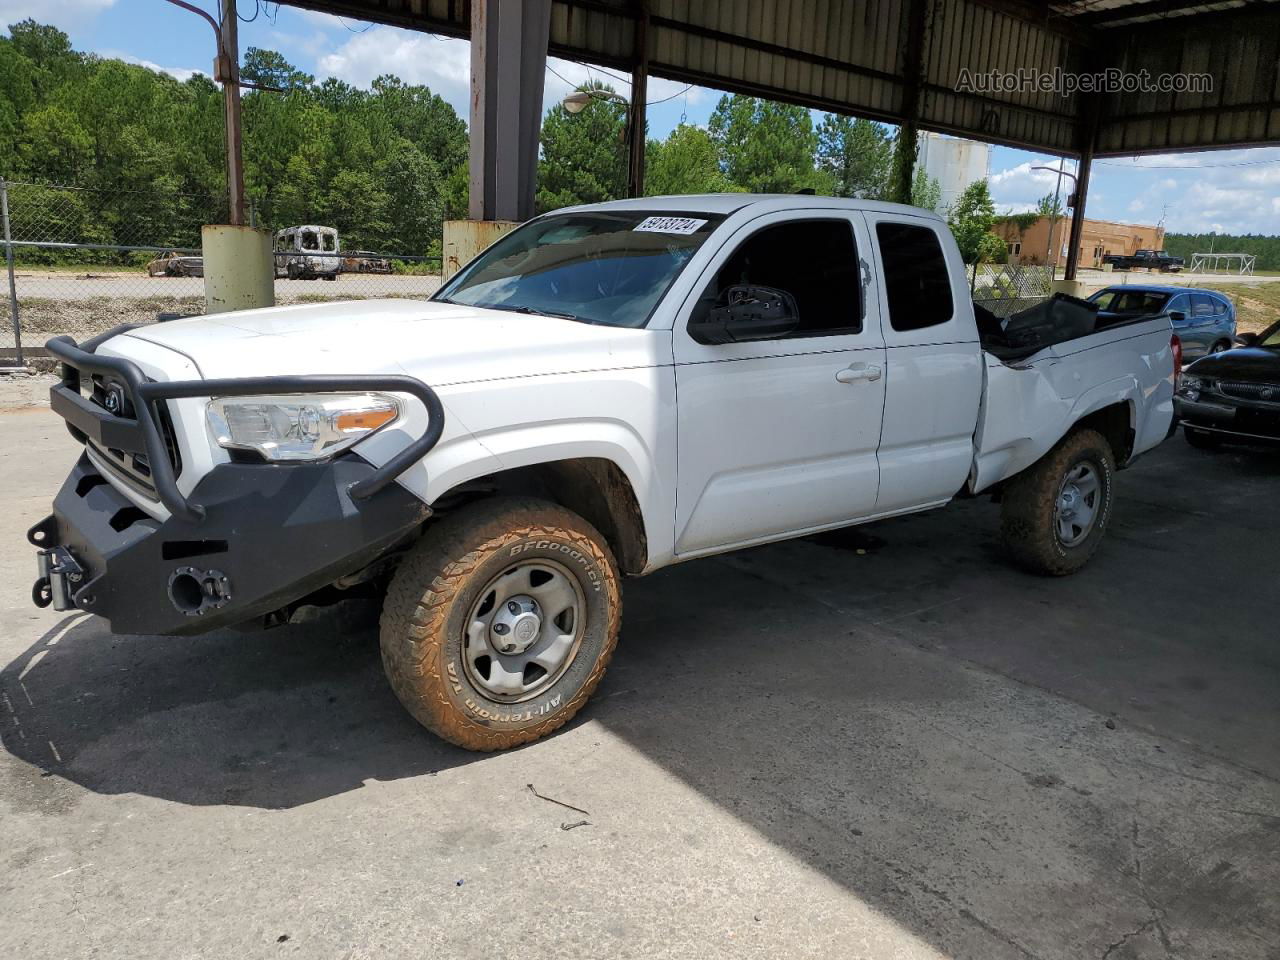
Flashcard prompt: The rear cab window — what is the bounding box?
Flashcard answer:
[874,221,953,332]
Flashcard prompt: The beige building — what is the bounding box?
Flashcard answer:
[993,216,1165,269]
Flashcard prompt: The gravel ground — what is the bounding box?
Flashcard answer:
[0,371,57,411]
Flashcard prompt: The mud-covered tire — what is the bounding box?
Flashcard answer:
[1000,428,1116,576]
[379,497,621,751]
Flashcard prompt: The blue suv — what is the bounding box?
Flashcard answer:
[1088,285,1236,362]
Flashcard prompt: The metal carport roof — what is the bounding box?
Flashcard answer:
[282,0,1280,156]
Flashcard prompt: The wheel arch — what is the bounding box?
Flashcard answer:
[1069,400,1135,466]
[435,457,649,576]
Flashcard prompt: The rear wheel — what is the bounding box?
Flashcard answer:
[1209,340,1231,355]
[379,497,621,751]
[1184,425,1221,449]
[1000,428,1116,576]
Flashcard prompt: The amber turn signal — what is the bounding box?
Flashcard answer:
[336,408,398,432]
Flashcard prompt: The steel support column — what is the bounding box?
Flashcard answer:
[1064,97,1099,282]
[891,0,930,205]
[219,0,246,226]
[469,0,551,222]
[626,4,649,198]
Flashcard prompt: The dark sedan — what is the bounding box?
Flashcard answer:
[1087,285,1236,361]
[1176,318,1280,448]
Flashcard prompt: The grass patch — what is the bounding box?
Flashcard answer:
[1226,282,1280,334]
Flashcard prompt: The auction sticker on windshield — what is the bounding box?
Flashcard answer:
[634,216,708,235]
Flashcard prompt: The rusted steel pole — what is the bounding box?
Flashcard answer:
[220,0,246,226]
[626,5,649,198]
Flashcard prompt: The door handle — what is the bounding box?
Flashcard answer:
[836,363,882,384]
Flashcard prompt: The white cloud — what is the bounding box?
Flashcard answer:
[316,27,705,125]
[112,52,205,83]
[989,157,1079,215]
[0,0,114,32]
[989,147,1280,233]
[318,30,471,110]
[293,8,348,31]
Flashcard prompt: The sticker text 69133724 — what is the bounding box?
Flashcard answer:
[633,216,708,235]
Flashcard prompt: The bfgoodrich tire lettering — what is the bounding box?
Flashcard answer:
[379,497,621,751]
[1000,428,1116,576]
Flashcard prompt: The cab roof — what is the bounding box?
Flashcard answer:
[555,193,945,222]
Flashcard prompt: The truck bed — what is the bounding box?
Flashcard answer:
[970,314,1176,493]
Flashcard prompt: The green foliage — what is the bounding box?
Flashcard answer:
[947,180,1000,264]
[998,211,1041,232]
[1035,192,1064,219]
[0,23,466,258]
[241,47,313,90]
[645,124,736,196]
[708,94,825,194]
[1163,233,1280,272]
[910,166,942,212]
[816,115,892,199]
[536,82,628,213]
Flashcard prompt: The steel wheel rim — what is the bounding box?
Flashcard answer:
[1055,461,1101,548]
[462,557,586,703]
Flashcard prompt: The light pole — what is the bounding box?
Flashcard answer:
[1031,163,1078,274]
[561,89,643,198]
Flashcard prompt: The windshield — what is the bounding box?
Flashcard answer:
[1261,322,1280,347]
[1089,289,1169,315]
[435,211,724,327]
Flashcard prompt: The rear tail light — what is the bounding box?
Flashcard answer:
[1171,334,1183,391]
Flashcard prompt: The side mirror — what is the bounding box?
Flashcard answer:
[1168,310,1185,323]
[689,285,800,345]
[1235,332,1259,347]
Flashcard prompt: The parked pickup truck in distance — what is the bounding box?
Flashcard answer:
[1102,249,1184,272]
[29,195,1178,751]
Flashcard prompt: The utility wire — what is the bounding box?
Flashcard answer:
[547,62,696,107]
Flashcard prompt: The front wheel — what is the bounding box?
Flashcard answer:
[380,497,621,751]
[1000,428,1116,576]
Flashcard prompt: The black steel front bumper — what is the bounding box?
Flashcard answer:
[30,454,431,635]
[1175,395,1280,444]
[28,326,443,635]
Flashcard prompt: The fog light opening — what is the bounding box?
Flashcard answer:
[169,573,205,613]
[168,567,231,616]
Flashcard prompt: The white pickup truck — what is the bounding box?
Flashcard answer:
[30,195,1178,750]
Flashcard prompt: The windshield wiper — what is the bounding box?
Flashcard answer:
[478,303,590,323]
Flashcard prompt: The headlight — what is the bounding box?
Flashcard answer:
[206,393,401,461]
[1179,375,1204,400]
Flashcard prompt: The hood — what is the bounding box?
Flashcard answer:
[116,298,665,384]
[1186,345,1280,381]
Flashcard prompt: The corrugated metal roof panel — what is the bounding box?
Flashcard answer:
[289,0,1280,155]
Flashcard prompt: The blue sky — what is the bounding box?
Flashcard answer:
[8,0,1280,234]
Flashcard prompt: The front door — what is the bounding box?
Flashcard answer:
[672,212,887,556]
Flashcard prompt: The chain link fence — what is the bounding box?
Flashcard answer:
[969,262,1054,318]
[1,180,442,364]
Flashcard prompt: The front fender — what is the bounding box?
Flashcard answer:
[362,368,678,567]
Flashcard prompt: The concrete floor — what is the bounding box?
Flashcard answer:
[1,406,1277,960]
